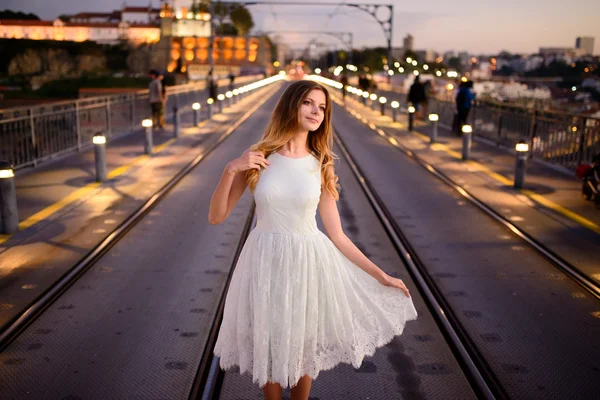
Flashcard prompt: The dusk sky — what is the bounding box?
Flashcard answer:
[4,0,599,55]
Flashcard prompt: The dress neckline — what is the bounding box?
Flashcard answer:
[274,151,313,160]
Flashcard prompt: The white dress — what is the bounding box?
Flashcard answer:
[213,151,418,389]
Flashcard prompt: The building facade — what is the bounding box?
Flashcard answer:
[576,36,595,55]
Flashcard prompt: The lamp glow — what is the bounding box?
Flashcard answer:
[207,98,214,104]
[192,102,201,110]
[0,163,15,179]
[226,91,233,98]
[93,135,107,144]
[391,101,399,108]
[369,94,377,101]
[408,106,416,113]
[362,92,369,98]
[142,119,153,128]
[379,97,387,104]
[515,142,529,152]
[462,125,473,134]
[233,89,239,95]
[428,114,439,122]
[217,94,225,101]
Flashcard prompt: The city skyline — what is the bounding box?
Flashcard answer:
[2,0,599,56]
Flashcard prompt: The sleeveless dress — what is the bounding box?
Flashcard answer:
[213,152,418,389]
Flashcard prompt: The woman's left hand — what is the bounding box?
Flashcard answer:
[377,273,411,298]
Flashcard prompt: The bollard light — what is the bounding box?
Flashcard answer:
[217,94,225,113]
[389,100,399,122]
[428,114,439,143]
[232,88,240,103]
[515,142,529,152]
[461,125,473,160]
[0,160,18,234]
[226,91,233,107]
[207,98,214,119]
[233,89,239,96]
[193,102,201,126]
[379,96,387,116]
[369,93,378,110]
[93,133,107,182]
[207,98,214,104]
[142,118,153,154]
[0,162,14,179]
[408,106,416,131]
[514,140,529,189]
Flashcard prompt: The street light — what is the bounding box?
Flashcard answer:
[369,93,377,110]
[0,160,18,234]
[379,96,387,115]
[192,102,201,126]
[391,100,399,122]
[428,113,439,142]
[514,140,529,189]
[142,118,153,154]
[408,106,416,131]
[461,124,473,160]
[92,133,107,182]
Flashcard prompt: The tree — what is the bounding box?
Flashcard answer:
[126,46,151,74]
[0,10,40,20]
[230,5,254,36]
[8,49,42,76]
[448,56,462,72]
[78,54,107,75]
[58,14,72,22]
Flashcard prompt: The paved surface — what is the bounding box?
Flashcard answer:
[0,83,281,331]
[332,100,600,399]
[0,82,282,400]
[339,91,600,285]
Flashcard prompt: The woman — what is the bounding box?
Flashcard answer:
[208,80,417,400]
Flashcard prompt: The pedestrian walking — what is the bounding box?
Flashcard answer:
[209,80,417,400]
[148,70,163,129]
[407,75,426,120]
[455,80,476,134]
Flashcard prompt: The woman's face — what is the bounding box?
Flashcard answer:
[297,89,326,132]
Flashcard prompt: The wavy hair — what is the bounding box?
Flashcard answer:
[245,80,340,200]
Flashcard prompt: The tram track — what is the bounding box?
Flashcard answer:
[0,82,282,354]
[332,93,600,300]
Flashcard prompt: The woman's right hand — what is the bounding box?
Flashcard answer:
[226,150,270,174]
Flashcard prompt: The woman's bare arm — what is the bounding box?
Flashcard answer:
[318,189,410,297]
[208,150,269,225]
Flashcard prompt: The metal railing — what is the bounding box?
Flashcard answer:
[374,84,600,170]
[0,75,260,170]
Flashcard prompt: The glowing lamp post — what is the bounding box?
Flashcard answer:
[362,91,369,106]
[92,133,107,182]
[0,161,18,234]
[192,102,201,126]
[226,91,233,107]
[514,141,529,189]
[217,94,225,113]
[207,97,214,119]
[379,97,387,116]
[461,124,473,160]
[369,93,377,110]
[428,113,439,143]
[408,106,416,131]
[142,118,153,154]
[391,101,400,122]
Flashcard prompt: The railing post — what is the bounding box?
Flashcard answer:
[105,98,112,139]
[578,118,587,165]
[75,102,82,150]
[29,108,37,165]
[528,110,537,158]
[130,95,136,132]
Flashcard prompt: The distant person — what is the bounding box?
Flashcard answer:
[455,81,476,134]
[158,71,167,129]
[148,70,163,129]
[408,75,426,120]
[207,71,218,101]
[358,74,369,92]
[228,69,235,92]
[340,73,348,102]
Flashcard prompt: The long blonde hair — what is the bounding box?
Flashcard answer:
[245,80,340,200]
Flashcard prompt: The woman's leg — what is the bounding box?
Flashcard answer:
[262,381,282,400]
[290,375,312,400]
